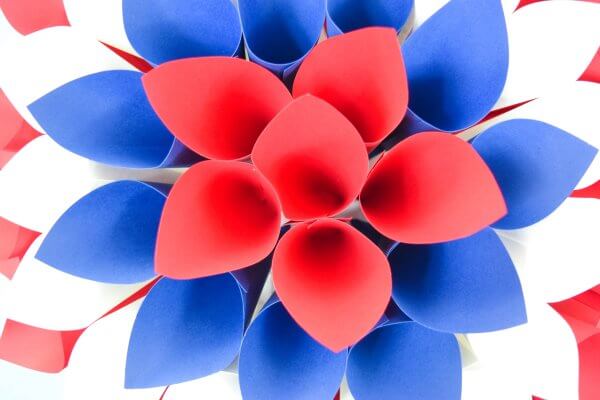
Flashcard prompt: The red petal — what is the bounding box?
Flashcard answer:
[252,95,369,221]
[0,0,69,35]
[273,219,391,352]
[155,160,281,279]
[293,27,408,148]
[143,57,292,160]
[0,320,83,373]
[360,132,506,243]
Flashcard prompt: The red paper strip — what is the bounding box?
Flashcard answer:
[0,320,83,373]
[143,57,292,160]
[572,180,600,199]
[102,43,153,73]
[273,219,391,351]
[293,27,408,149]
[0,90,42,169]
[0,217,40,279]
[360,132,506,243]
[579,334,600,400]
[0,0,69,34]
[156,160,282,279]
[252,95,369,220]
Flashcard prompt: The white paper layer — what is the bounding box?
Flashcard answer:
[5,236,146,330]
[164,371,242,400]
[461,81,600,189]
[64,300,164,400]
[0,26,135,132]
[497,197,600,303]
[63,0,138,56]
[497,1,600,108]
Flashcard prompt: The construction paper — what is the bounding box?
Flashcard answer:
[28,70,192,169]
[461,363,531,400]
[496,1,600,108]
[64,300,165,400]
[0,26,135,133]
[35,181,166,284]
[125,274,248,387]
[238,300,347,400]
[143,57,291,160]
[163,372,241,400]
[238,0,325,77]
[346,321,462,400]
[461,82,600,189]
[401,0,508,134]
[579,334,600,400]
[63,0,138,56]
[360,132,506,243]
[0,217,39,279]
[6,235,145,330]
[155,160,281,279]
[580,48,600,84]
[272,219,391,352]
[122,0,242,65]
[293,27,408,148]
[252,95,368,220]
[0,0,68,34]
[472,119,597,229]
[468,293,579,400]
[389,228,526,333]
[0,136,107,232]
[0,320,82,373]
[497,197,600,303]
[0,94,40,169]
[325,0,414,37]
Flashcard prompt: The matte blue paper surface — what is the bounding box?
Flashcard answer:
[125,275,246,388]
[238,0,325,77]
[389,228,527,333]
[472,119,597,229]
[346,321,462,400]
[401,0,508,134]
[36,181,166,284]
[28,71,183,168]
[123,0,242,65]
[326,0,414,37]
[238,300,347,400]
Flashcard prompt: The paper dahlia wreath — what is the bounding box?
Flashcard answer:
[0,0,599,399]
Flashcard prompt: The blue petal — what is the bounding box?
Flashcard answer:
[389,228,526,333]
[326,0,414,37]
[36,181,165,284]
[123,0,242,65]
[28,71,181,168]
[401,0,508,133]
[125,275,245,388]
[346,321,461,400]
[472,119,597,229]
[238,300,347,400]
[238,0,325,76]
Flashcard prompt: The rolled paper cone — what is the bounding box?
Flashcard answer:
[155,160,282,279]
[238,297,347,400]
[238,0,325,78]
[325,0,415,43]
[252,95,369,221]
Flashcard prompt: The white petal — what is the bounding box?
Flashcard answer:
[63,0,138,56]
[462,363,531,400]
[64,300,164,400]
[0,136,106,232]
[5,235,146,330]
[0,360,64,400]
[413,0,519,30]
[164,371,242,400]
[0,7,21,46]
[497,197,600,303]
[496,1,600,108]
[468,293,579,400]
[0,274,9,334]
[0,26,135,132]
[461,82,600,188]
